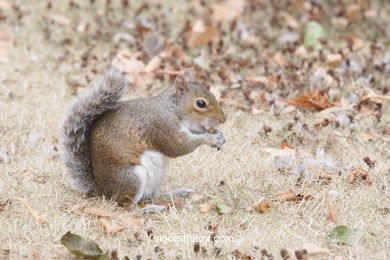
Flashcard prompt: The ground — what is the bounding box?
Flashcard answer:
[0,0,389,259]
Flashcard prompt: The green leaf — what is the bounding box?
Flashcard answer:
[215,203,232,214]
[304,21,326,51]
[328,225,362,245]
[61,231,107,259]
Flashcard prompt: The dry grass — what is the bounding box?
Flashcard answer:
[1,1,390,260]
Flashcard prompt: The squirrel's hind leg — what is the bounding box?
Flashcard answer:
[156,188,194,198]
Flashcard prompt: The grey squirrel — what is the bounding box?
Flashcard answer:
[61,68,226,212]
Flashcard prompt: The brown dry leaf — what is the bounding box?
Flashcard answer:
[348,168,372,185]
[277,190,312,201]
[279,11,299,29]
[361,133,378,142]
[155,197,184,208]
[21,200,46,224]
[199,204,213,213]
[272,52,286,66]
[251,106,264,115]
[82,207,112,218]
[280,89,335,110]
[346,4,361,21]
[0,41,9,64]
[348,35,365,51]
[252,200,270,213]
[326,53,343,67]
[211,0,245,21]
[45,14,71,26]
[295,45,309,59]
[302,243,330,255]
[358,95,390,105]
[384,127,390,136]
[100,218,126,235]
[246,76,277,88]
[120,216,146,228]
[0,199,11,212]
[325,194,338,223]
[144,56,161,72]
[279,143,295,150]
[233,250,253,259]
[111,50,145,74]
[188,20,219,47]
[22,169,33,178]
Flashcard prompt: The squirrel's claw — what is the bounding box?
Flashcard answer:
[170,188,193,198]
[142,204,167,215]
[209,129,226,149]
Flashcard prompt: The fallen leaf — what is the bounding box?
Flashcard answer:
[188,21,219,47]
[328,225,362,245]
[144,56,161,72]
[0,149,10,164]
[361,133,378,142]
[233,250,253,260]
[111,50,145,74]
[100,219,126,235]
[302,243,330,255]
[279,11,299,29]
[45,14,71,26]
[325,194,338,223]
[199,204,213,213]
[120,216,146,228]
[304,21,326,50]
[279,143,295,149]
[142,32,163,57]
[252,199,270,213]
[215,203,232,214]
[358,95,390,105]
[21,200,46,224]
[22,169,33,178]
[82,208,112,218]
[348,168,372,185]
[346,4,361,22]
[211,0,245,21]
[0,199,11,212]
[27,133,43,148]
[280,89,335,110]
[326,53,343,67]
[155,196,184,208]
[61,231,106,258]
[0,41,9,64]
[277,190,313,201]
[246,76,277,88]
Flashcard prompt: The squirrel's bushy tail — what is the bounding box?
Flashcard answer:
[61,68,127,194]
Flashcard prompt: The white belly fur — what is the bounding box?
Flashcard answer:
[133,150,170,203]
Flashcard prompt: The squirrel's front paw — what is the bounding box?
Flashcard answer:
[208,130,226,149]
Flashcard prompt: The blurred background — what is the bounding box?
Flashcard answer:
[1,0,390,108]
[0,1,390,259]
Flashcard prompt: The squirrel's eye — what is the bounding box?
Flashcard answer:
[196,100,207,108]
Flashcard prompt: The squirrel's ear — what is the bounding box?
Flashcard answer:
[175,68,195,98]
